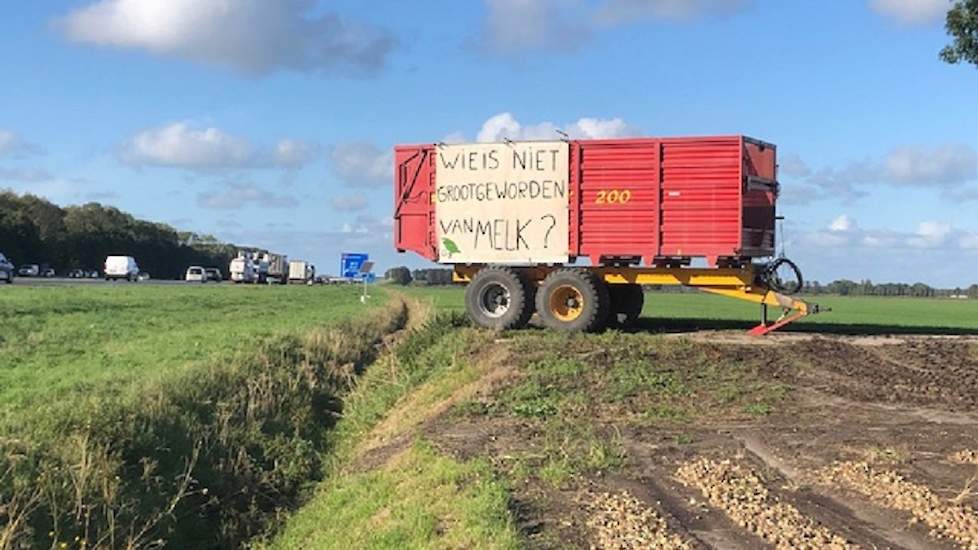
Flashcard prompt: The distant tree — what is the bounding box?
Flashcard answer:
[0,191,246,278]
[385,266,413,285]
[941,0,978,68]
[412,268,454,285]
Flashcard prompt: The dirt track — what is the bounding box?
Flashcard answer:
[424,332,978,549]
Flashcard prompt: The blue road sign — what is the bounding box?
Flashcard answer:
[340,253,369,279]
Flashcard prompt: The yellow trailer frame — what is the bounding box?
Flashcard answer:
[453,265,821,335]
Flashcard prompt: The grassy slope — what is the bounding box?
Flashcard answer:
[274,442,518,550]
[268,321,521,550]
[405,286,978,332]
[0,284,379,413]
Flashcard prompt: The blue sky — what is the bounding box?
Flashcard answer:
[1,0,977,286]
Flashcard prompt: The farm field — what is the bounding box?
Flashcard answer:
[0,284,383,415]
[406,285,978,334]
[270,285,978,549]
[4,283,978,549]
[0,284,408,549]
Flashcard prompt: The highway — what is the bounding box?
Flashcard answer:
[6,277,220,286]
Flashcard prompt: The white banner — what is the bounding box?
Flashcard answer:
[434,141,569,264]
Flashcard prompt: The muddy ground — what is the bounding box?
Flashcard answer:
[425,332,978,549]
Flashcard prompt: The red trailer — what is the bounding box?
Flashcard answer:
[394,136,819,334]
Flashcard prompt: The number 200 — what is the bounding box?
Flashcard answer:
[595,189,631,204]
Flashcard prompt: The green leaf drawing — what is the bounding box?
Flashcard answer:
[442,238,461,258]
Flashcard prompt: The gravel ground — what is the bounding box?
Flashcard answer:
[951,451,978,466]
[580,490,692,550]
[675,457,857,550]
[820,461,978,549]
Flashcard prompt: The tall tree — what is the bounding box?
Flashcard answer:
[941,0,978,67]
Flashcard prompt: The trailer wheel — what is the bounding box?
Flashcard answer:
[608,284,644,327]
[536,269,609,332]
[465,266,534,330]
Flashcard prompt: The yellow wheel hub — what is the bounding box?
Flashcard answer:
[549,285,585,322]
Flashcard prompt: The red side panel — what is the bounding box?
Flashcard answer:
[576,139,660,264]
[394,145,437,261]
[394,135,777,266]
[659,137,743,260]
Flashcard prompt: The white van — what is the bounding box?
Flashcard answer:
[185,266,206,283]
[104,256,140,282]
[230,257,256,283]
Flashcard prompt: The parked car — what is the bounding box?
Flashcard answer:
[86,270,100,279]
[67,269,85,278]
[41,267,55,278]
[204,268,223,282]
[138,271,151,282]
[18,264,39,277]
[185,266,207,283]
[0,253,13,284]
[104,256,140,282]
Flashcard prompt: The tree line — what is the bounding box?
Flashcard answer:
[0,191,247,279]
[804,280,978,298]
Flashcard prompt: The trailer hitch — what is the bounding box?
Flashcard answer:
[747,294,826,336]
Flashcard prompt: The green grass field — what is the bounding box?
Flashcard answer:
[0,284,383,414]
[405,286,978,333]
[1,283,404,549]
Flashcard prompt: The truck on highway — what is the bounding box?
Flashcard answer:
[230,255,257,283]
[262,253,288,284]
[288,260,315,283]
[230,251,278,284]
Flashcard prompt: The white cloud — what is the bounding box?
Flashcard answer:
[962,233,978,249]
[274,139,317,169]
[197,182,298,210]
[780,158,877,203]
[122,122,314,172]
[480,0,750,53]
[329,142,391,188]
[481,0,590,54]
[0,130,42,158]
[58,0,398,75]
[802,215,976,252]
[330,193,369,212]
[339,214,393,240]
[869,0,950,24]
[778,153,811,178]
[828,214,854,232]
[595,0,750,24]
[475,112,639,142]
[124,122,253,170]
[907,220,951,248]
[566,117,635,139]
[883,144,977,185]
[782,144,978,204]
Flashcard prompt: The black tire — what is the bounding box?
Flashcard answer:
[608,284,644,327]
[536,269,610,332]
[464,266,535,330]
